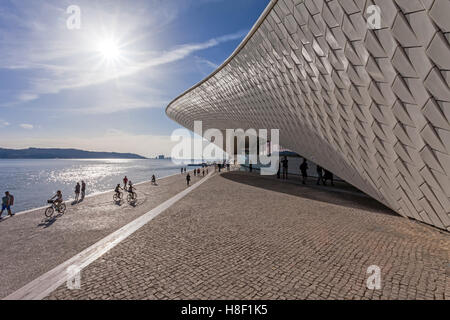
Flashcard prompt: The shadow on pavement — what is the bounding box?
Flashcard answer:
[220,171,396,216]
[37,213,64,228]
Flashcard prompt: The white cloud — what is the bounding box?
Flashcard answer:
[195,56,219,69]
[20,124,34,130]
[0,119,10,127]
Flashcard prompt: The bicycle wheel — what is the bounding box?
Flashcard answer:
[45,207,54,218]
[59,203,67,214]
[127,193,136,203]
[113,194,120,202]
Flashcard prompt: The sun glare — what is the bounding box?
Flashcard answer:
[97,39,121,62]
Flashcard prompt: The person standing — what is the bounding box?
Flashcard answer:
[74,182,81,202]
[181,168,184,175]
[282,156,289,180]
[277,160,281,179]
[316,166,324,185]
[81,181,86,199]
[300,159,308,184]
[151,175,157,185]
[123,176,128,189]
[324,170,334,186]
[1,191,14,217]
[186,173,191,187]
[194,169,197,177]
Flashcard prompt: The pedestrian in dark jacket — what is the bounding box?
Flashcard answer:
[300,159,308,184]
[186,174,191,186]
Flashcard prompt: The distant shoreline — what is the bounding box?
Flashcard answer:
[0,147,147,160]
[0,158,152,160]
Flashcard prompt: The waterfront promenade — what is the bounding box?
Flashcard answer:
[2,170,448,300]
[0,171,206,299]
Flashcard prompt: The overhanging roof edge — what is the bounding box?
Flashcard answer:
[165,0,279,118]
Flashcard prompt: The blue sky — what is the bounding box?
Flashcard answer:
[0,0,269,157]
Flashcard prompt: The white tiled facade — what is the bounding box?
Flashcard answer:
[166,0,450,230]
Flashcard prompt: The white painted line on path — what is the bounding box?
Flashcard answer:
[3,172,214,300]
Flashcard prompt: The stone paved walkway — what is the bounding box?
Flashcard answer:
[0,171,205,298]
[48,171,449,300]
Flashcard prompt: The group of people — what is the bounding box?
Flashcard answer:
[278,156,335,186]
[300,159,334,186]
[194,168,208,177]
[114,176,137,200]
[74,181,86,202]
[185,166,209,187]
[2,168,195,218]
[2,188,69,218]
[214,162,231,173]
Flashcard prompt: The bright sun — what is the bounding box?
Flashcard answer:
[97,39,121,62]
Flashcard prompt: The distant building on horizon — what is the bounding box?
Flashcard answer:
[158,155,165,160]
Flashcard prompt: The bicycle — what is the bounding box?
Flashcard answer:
[127,192,137,204]
[113,191,123,202]
[45,200,66,218]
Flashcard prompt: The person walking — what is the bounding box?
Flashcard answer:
[300,159,308,184]
[123,176,128,189]
[316,166,324,185]
[1,191,14,217]
[181,167,184,175]
[194,169,197,177]
[81,181,86,199]
[202,169,205,177]
[186,173,191,187]
[151,175,157,185]
[74,182,81,202]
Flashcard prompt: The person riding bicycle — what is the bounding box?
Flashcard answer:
[50,190,63,209]
[114,184,123,198]
[127,181,137,202]
[127,181,135,194]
